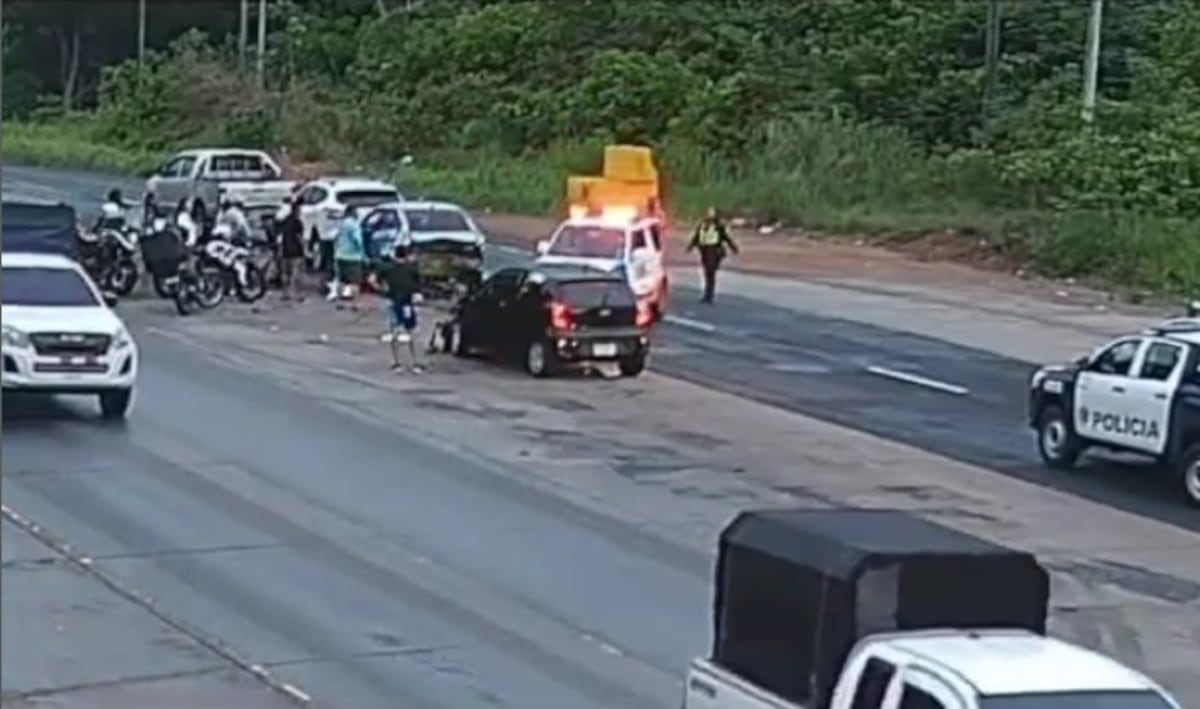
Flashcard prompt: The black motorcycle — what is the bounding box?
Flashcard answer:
[96,226,140,296]
[139,216,224,309]
[77,226,140,296]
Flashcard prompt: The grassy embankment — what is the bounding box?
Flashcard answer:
[5,119,1196,299]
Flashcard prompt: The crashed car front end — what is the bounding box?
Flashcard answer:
[412,238,484,297]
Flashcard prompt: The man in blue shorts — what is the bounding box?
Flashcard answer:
[371,243,423,372]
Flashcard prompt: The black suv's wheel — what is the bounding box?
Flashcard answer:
[524,340,557,378]
[1177,444,1200,508]
[1036,405,1082,470]
[99,388,133,420]
[618,352,647,377]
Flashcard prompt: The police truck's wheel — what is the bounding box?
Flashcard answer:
[1037,405,1082,470]
[1178,444,1200,508]
[524,340,557,378]
[98,388,133,420]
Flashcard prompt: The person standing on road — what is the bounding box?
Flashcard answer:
[331,205,365,307]
[370,243,424,373]
[687,206,738,303]
[279,199,306,301]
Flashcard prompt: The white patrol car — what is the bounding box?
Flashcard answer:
[2,253,138,419]
[292,177,404,266]
[1028,317,1200,506]
[535,208,668,318]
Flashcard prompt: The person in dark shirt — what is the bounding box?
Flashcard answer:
[371,243,423,372]
[279,200,306,300]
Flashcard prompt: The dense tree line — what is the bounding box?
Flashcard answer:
[5,0,1199,225]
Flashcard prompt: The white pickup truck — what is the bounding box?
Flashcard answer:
[144,148,295,225]
[684,509,1181,709]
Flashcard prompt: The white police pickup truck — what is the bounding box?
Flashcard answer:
[1028,317,1200,506]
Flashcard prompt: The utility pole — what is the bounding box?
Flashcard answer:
[239,0,249,73]
[1081,0,1104,124]
[137,0,146,70]
[255,0,266,89]
[981,0,1003,142]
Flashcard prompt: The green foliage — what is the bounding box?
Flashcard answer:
[6,0,1200,295]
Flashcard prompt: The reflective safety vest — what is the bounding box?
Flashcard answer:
[696,223,721,247]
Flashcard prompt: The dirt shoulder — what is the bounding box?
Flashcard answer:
[475,213,1143,311]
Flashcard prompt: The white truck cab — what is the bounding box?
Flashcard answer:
[2,252,138,419]
[535,207,668,318]
[683,508,1180,709]
[145,148,295,225]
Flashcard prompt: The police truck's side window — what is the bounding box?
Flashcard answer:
[1092,339,1141,376]
[1138,342,1183,381]
[849,658,897,709]
[898,685,945,709]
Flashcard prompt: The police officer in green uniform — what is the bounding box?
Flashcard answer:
[687,207,739,303]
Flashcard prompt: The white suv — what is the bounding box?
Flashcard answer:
[2,252,138,419]
[293,177,404,270]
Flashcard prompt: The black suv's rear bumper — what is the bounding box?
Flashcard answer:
[549,327,649,362]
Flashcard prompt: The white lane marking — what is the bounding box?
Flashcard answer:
[766,362,832,375]
[865,365,969,396]
[664,314,717,333]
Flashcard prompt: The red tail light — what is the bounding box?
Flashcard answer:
[636,300,654,328]
[549,301,573,330]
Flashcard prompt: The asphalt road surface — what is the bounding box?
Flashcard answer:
[3,165,1198,706]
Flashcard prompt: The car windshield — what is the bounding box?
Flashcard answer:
[981,691,1175,709]
[403,208,471,233]
[336,190,400,208]
[556,279,635,307]
[548,226,625,259]
[2,266,98,307]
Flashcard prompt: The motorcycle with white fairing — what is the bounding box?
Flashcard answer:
[204,225,267,303]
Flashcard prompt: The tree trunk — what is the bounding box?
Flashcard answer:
[58,20,82,113]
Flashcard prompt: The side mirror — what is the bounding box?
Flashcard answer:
[102,291,119,308]
[535,240,550,255]
[1187,300,1199,317]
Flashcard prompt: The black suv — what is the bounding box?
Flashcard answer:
[448,265,653,377]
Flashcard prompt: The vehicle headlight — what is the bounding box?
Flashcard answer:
[112,327,133,350]
[2,325,31,349]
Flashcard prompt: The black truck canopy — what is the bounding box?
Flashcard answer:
[712,509,1049,709]
[1,200,79,257]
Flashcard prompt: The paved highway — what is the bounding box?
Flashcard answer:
[3,165,1198,706]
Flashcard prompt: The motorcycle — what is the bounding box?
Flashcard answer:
[140,215,224,310]
[203,226,267,303]
[173,253,225,316]
[96,226,140,296]
[77,226,140,296]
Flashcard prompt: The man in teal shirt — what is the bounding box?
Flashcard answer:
[331,205,366,306]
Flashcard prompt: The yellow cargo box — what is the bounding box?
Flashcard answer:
[566,176,605,206]
[603,145,658,184]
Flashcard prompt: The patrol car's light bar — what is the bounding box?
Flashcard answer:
[566,203,642,224]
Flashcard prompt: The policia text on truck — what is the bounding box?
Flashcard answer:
[682,508,1180,709]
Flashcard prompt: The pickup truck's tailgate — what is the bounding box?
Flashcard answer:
[685,659,802,709]
[219,180,296,208]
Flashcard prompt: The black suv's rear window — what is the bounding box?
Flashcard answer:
[555,279,635,307]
